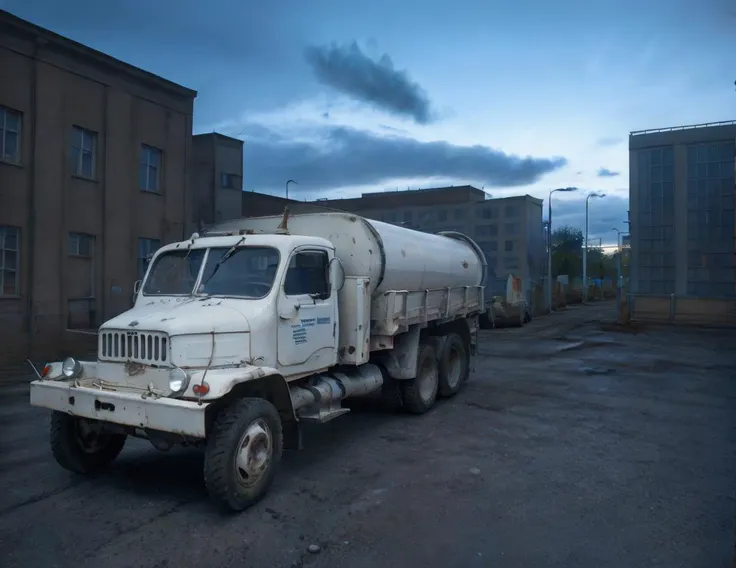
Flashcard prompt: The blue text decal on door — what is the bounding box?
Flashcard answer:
[291,317,331,345]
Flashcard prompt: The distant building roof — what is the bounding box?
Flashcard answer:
[193,132,244,145]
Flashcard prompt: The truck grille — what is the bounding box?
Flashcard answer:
[99,330,169,365]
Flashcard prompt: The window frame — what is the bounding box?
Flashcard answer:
[0,225,21,297]
[140,144,163,193]
[0,106,22,164]
[138,237,162,281]
[68,232,95,258]
[220,172,242,190]
[71,125,97,179]
[283,248,331,298]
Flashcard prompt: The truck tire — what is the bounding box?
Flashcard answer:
[204,397,283,512]
[49,412,127,474]
[438,333,469,398]
[401,343,439,414]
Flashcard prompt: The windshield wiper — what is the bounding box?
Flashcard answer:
[199,237,246,290]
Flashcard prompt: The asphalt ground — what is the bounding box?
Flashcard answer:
[1,301,734,568]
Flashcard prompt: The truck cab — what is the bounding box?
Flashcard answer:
[114,233,342,383]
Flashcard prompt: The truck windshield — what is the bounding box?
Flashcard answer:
[142,246,281,298]
[143,248,206,295]
[197,246,280,298]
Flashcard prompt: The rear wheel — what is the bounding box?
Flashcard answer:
[204,398,283,512]
[438,333,469,398]
[401,343,439,414]
[49,412,127,474]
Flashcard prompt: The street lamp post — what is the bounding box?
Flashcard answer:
[612,227,623,314]
[286,179,298,200]
[583,192,605,302]
[547,187,578,313]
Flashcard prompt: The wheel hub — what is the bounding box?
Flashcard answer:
[235,419,272,488]
[417,358,437,402]
[74,418,111,454]
[446,347,463,388]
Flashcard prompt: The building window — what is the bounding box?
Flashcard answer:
[66,231,96,328]
[454,208,466,220]
[418,210,434,225]
[138,238,161,280]
[637,145,676,294]
[476,205,495,219]
[140,145,162,192]
[403,210,413,223]
[71,126,97,179]
[488,224,498,236]
[221,172,242,190]
[505,205,517,217]
[68,232,95,257]
[504,222,518,235]
[0,106,21,163]
[685,140,735,297]
[437,210,448,222]
[0,226,20,296]
[505,240,514,252]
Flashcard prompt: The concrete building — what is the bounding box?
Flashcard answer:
[629,121,736,298]
[192,132,244,227]
[242,185,546,303]
[0,10,196,364]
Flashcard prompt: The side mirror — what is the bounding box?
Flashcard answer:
[329,257,345,292]
[133,280,142,296]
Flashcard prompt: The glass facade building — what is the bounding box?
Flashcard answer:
[630,122,736,298]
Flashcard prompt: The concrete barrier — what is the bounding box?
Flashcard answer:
[627,294,736,327]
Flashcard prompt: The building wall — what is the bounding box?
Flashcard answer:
[192,133,243,226]
[629,121,736,298]
[0,10,196,364]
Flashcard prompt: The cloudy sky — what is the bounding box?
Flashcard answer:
[4,0,734,244]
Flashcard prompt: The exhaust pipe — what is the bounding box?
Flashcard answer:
[289,364,384,411]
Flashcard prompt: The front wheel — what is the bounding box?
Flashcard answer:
[204,398,283,512]
[49,412,127,474]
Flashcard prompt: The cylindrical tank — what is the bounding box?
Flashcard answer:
[211,211,486,297]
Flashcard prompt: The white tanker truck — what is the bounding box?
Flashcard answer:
[29,211,487,511]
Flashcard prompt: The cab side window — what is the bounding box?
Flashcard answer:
[284,250,330,297]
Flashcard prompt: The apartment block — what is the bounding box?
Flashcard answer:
[192,132,244,226]
[629,121,736,298]
[0,10,196,364]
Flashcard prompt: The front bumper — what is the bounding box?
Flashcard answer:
[30,380,208,438]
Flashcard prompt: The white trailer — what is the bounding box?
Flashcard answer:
[29,211,486,511]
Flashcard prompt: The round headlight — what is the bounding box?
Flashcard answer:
[169,368,190,394]
[62,357,82,379]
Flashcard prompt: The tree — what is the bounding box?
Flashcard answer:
[551,225,622,281]
[551,226,583,278]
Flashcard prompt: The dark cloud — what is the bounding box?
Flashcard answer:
[597,167,621,178]
[548,194,629,246]
[596,136,624,147]
[240,124,566,192]
[304,41,434,124]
